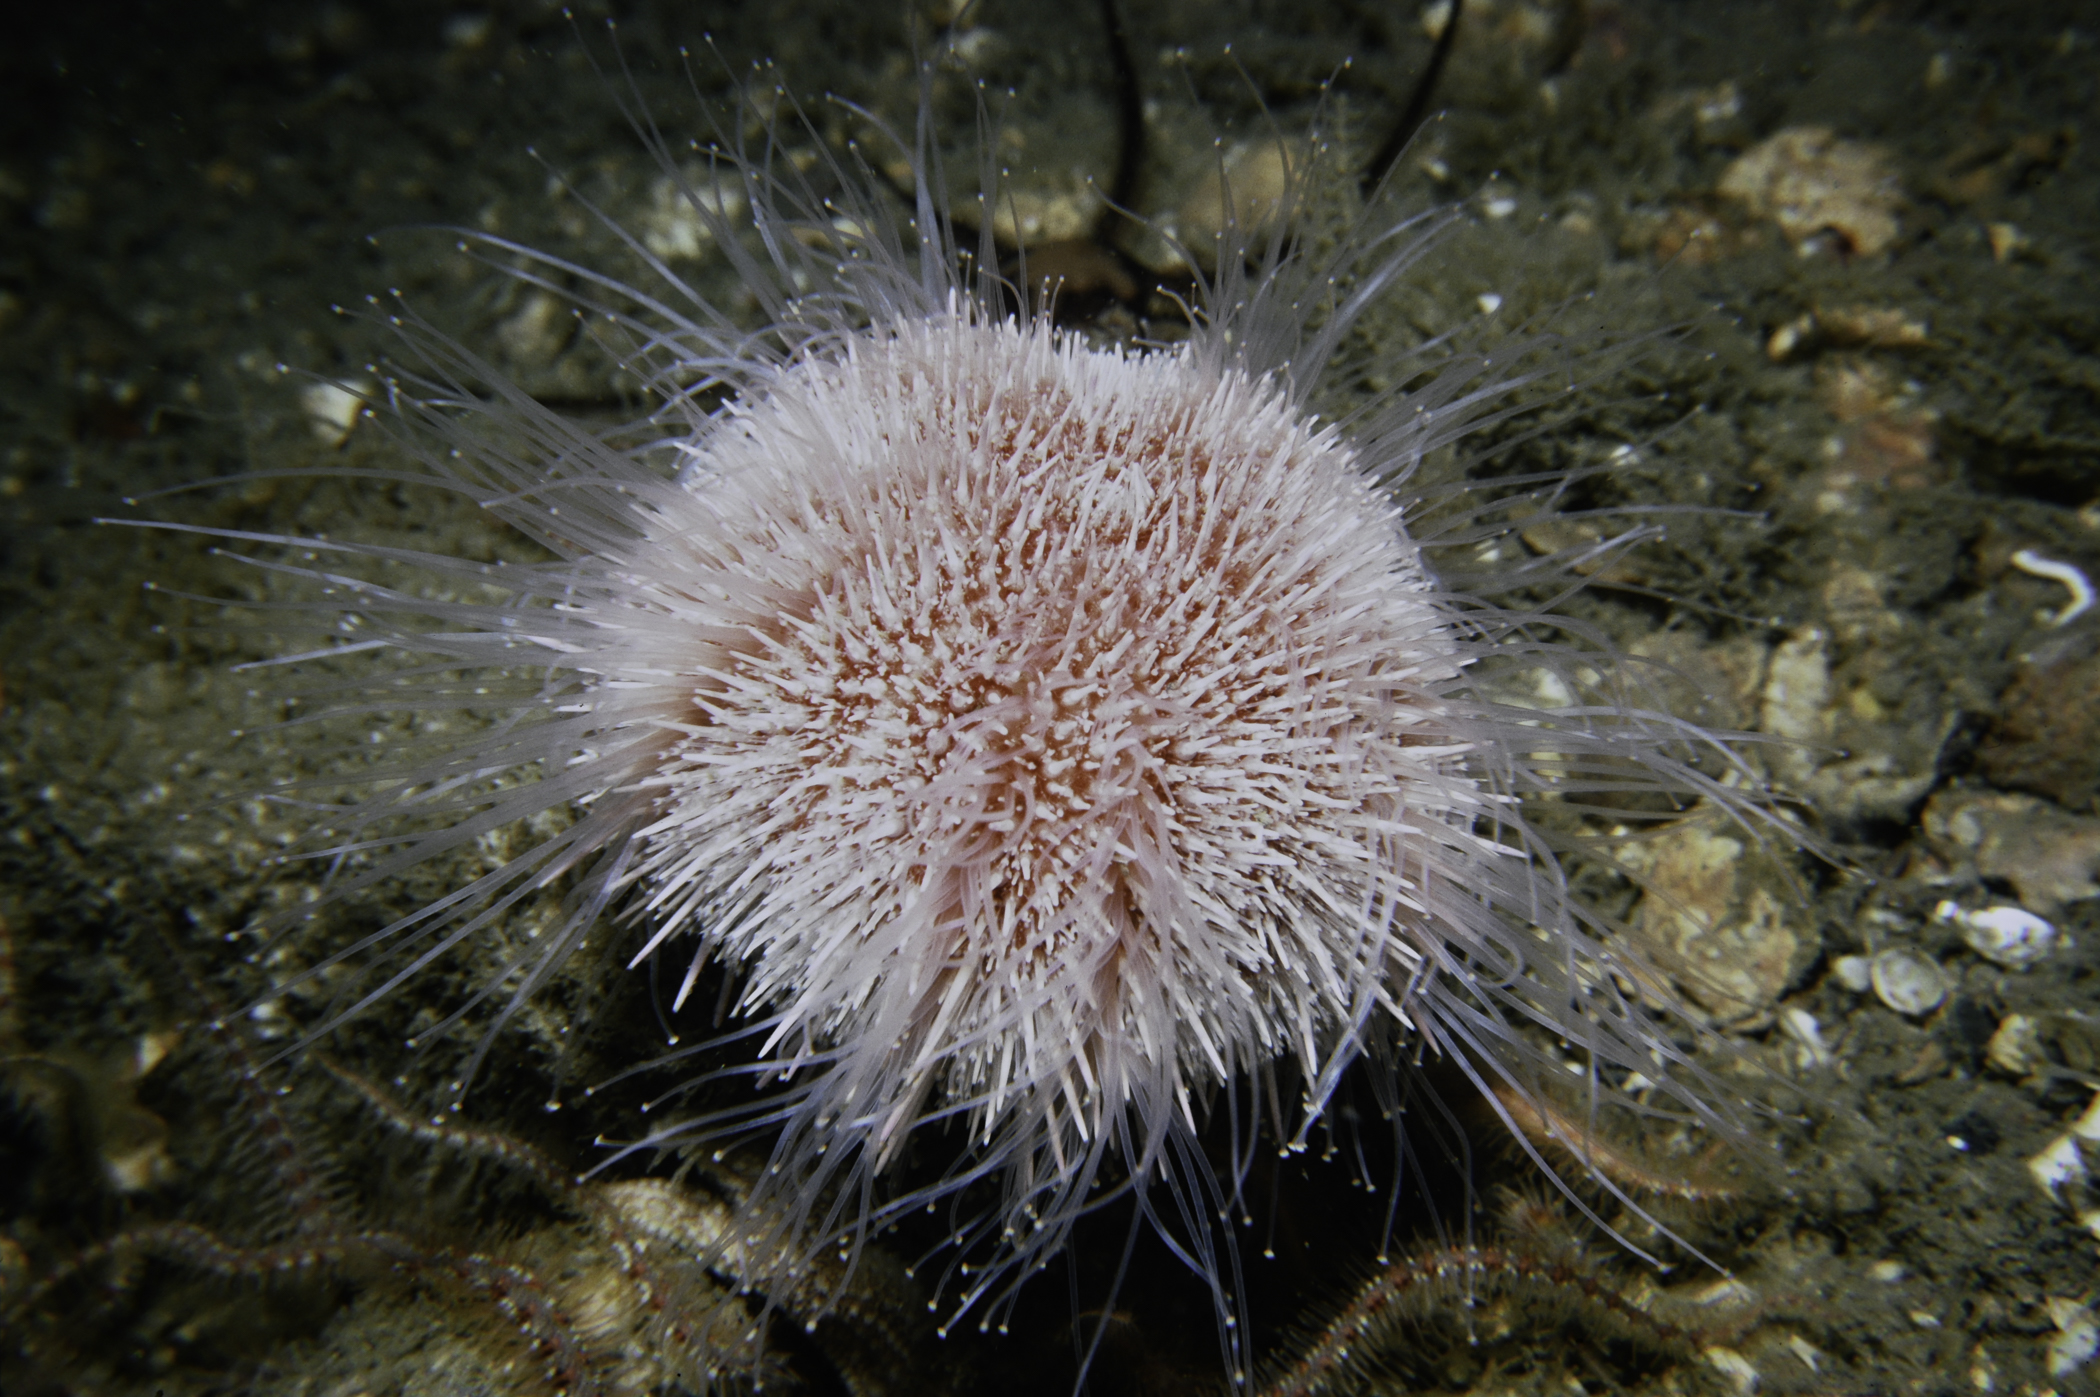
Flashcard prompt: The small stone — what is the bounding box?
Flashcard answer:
[1812,358,1940,493]
[1930,128,2075,206]
[2030,1131,2088,1198]
[1816,304,1931,349]
[1701,1346,1759,1396]
[1766,312,1817,361]
[991,186,1102,251]
[1010,240,1139,311]
[1692,81,1748,145]
[2070,1092,2100,1142]
[1778,1006,1833,1069]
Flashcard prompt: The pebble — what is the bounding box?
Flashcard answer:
[1778,1006,1833,1069]
[1831,954,1875,993]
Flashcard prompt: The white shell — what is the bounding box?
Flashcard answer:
[1701,1346,1759,1396]
[1869,948,1948,1016]
[1936,901,2062,969]
[297,378,371,446]
[1985,1013,2044,1076]
[1779,1007,1833,1068]
[2047,1299,2100,1378]
[2028,1133,2087,1198]
[2072,1092,2100,1143]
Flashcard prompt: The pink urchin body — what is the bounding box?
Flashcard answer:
[617,314,1487,1203]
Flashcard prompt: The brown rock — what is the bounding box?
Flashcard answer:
[1921,788,2100,915]
[1978,628,2100,811]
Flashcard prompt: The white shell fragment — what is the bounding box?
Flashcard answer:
[1985,1012,2045,1076]
[1869,948,1949,1017]
[2027,1092,2100,1200]
[1778,1006,1833,1069]
[2047,1298,2100,1378]
[1935,900,2062,969]
[2029,1134,2086,1197]
[1702,1345,1759,1395]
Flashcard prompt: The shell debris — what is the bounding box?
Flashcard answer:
[1934,900,2063,969]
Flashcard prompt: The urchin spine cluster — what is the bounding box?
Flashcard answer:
[598,312,1511,1290]
[164,67,1783,1373]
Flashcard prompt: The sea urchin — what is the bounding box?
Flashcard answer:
[151,56,1782,1380]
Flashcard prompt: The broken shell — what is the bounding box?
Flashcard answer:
[2027,1133,2085,1197]
[2071,1092,2100,1143]
[1935,900,2062,969]
[2028,1093,2100,1199]
[2047,1298,2100,1378]
[1701,1346,1759,1396]
[1779,1006,1833,1069]
[1869,948,1948,1017]
[1984,1013,2045,1076]
[298,377,373,446]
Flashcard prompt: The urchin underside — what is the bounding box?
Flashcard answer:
[597,318,1501,1170]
